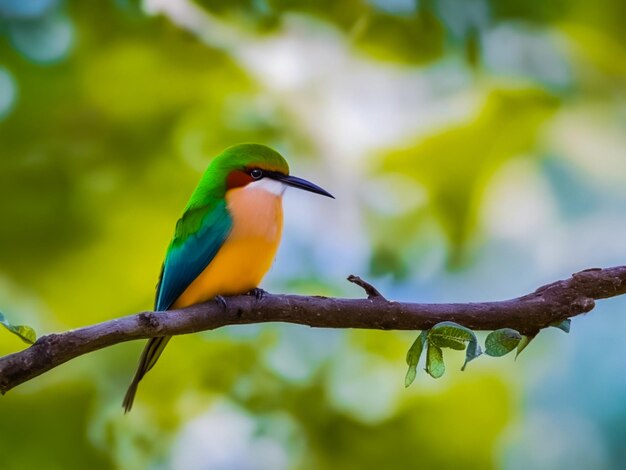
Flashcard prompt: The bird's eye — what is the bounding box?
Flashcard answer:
[250,169,263,180]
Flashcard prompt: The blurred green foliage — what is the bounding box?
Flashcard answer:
[0,0,624,468]
[379,88,559,267]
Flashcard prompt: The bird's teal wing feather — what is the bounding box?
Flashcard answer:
[155,200,233,311]
[123,200,232,413]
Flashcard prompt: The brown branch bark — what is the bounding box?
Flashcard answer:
[1,266,625,394]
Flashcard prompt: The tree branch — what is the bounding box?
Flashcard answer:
[1,266,625,394]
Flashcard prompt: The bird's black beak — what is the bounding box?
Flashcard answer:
[269,173,334,199]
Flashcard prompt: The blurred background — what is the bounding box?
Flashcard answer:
[0,0,625,468]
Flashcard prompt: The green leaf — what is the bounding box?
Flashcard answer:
[428,321,474,350]
[406,323,483,383]
[0,312,36,344]
[426,344,445,378]
[426,321,482,371]
[405,330,427,387]
[485,328,522,357]
[515,333,536,359]
[462,335,482,371]
[550,319,571,333]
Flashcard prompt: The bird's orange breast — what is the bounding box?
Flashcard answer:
[173,185,283,309]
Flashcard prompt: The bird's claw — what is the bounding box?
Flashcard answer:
[247,288,266,301]
[214,295,228,311]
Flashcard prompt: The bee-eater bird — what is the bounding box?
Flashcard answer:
[123,144,333,412]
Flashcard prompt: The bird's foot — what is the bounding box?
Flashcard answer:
[247,288,266,301]
[214,295,228,311]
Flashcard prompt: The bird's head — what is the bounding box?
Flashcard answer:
[211,143,334,199]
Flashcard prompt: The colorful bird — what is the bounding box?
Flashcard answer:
[123,144,333,412]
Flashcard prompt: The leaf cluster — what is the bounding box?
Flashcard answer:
[405,319,571,387]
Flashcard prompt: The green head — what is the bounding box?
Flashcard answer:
[188,144,333,208]
[213,143,290,181]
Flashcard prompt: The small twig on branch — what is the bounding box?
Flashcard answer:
[0,266,625,394]
[347,275,386,300]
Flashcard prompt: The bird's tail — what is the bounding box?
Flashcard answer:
[123,335,171,413]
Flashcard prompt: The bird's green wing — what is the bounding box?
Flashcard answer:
[123,200,232,413]
[155,200,233,311]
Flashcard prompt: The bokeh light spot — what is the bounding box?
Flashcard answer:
[9,13,74,64]
[0,67,17,119]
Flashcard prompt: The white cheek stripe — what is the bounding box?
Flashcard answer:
[246,178,287,196]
